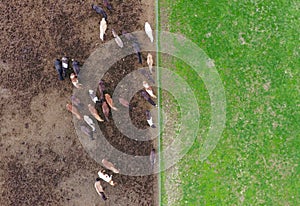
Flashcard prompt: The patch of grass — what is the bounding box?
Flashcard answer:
[159,0,300,205]
[159,88,184,205]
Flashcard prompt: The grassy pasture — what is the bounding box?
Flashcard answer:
[159,0,299,205]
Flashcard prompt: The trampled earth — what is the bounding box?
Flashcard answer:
[0,0,157,205]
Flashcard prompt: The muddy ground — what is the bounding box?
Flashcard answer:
[0,0,157,205]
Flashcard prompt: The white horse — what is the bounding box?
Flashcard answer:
[100,18,107,41]
[145,22,154,42]
[112,29,124,48]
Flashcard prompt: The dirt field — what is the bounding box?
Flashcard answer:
[0,0,157,205]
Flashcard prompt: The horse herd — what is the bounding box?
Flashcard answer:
[53,1,157,201]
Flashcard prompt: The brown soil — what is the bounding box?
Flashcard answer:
[0,0,156,205]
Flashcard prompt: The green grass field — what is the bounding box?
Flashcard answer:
[159,0,300,205]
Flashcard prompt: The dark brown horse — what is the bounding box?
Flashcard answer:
[91,4,107,19]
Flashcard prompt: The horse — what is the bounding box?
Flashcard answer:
[141,91,157,107]
[102,101,110,121]
[88,104,104,122]
[71,59,80,75]
[102,159,120,173]
[143,81,157,98]
[80,125,94,140]
[99,18,107,41]
[84,115,96,131]
[91,4,107,20]
[150,148,156,169]
[112,29,124,48]
[66,103,82,120]
[146,110,156,128]
[103,0,113,11]
[94,179,108,201]
[145,22,154,42]
[105,94,118,111]
[54,59,64,80]
[89,90,99,103]
[147,53,154,74]
[61,56,68,77]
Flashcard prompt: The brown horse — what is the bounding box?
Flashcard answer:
[66,103,82,120]
[102,101,110,121]
[105,94,118,111]
[88,104,104,122]
[102,159,120,173]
